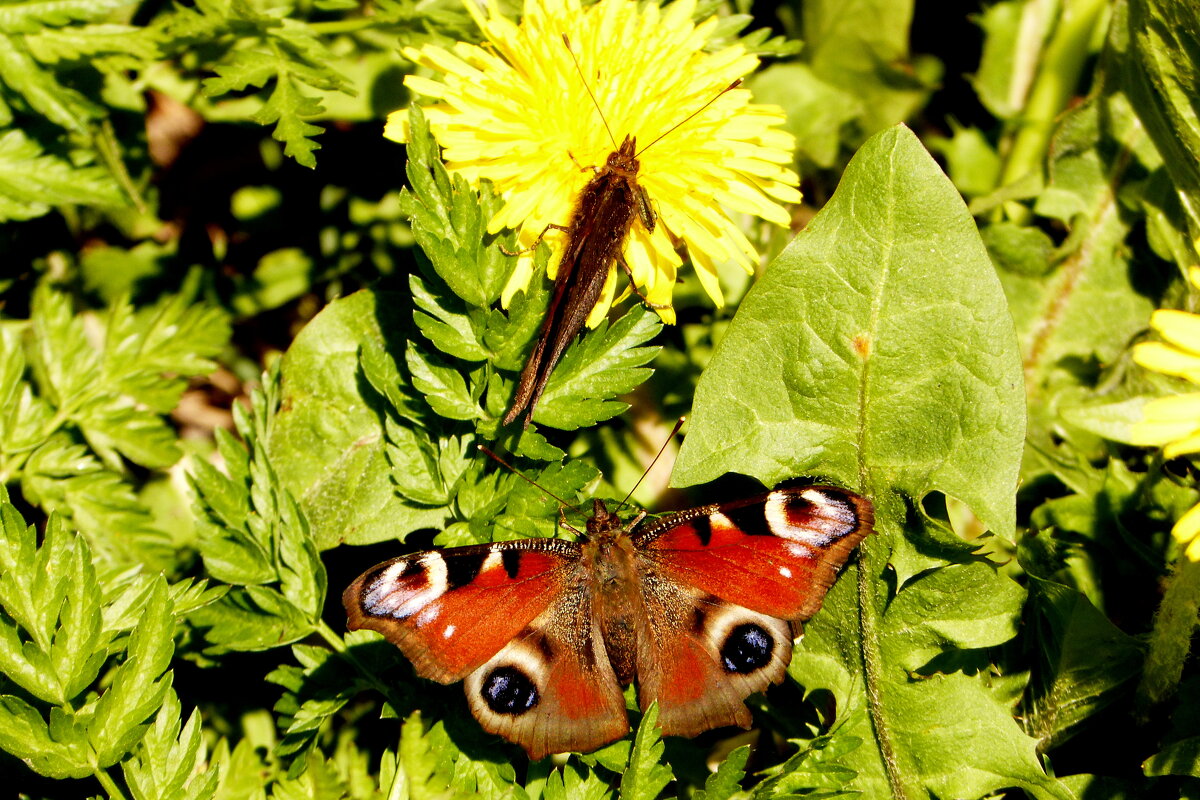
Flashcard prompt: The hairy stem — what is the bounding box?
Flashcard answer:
[858,537,909,800]
[1137,556,1200,718]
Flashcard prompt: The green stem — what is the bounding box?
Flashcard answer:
[91,119,148,217]
[999,0,1109,215]
[316,620,407,710]
[857,537,909,800]
[1136,556,1200,718]
[92,761,130,800]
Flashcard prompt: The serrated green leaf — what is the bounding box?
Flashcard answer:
[0,32,100,132]
[0,695,90,778]
[398,712,457,800]
[544,761,613,800]
[123,690,218,800]
[190,585,313,652]
[276,491,326,621]
[694,745,749,800]
[253,74,324,169]
[411,274,489,362]
[385,419,451,506]
[0,0,137,33]
[269,290,450,548]
[531,305,662,431]
[0,129,122,221]
[399,105,513,309]
[676,125,1025,538]
[618,703,673,800]
[88,577,174,766]
[407,342,483,421]
[24,22,161,62]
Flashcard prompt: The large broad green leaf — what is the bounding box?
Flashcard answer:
[675,124,1024,539]
[675,127,1060,799]
[268,289,449,548]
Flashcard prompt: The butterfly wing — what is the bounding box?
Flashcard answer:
[631,486,872,736]
[463,586,628,760]
[344,538,628,758]
[343,539,581,682]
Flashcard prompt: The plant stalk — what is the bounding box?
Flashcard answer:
[1136,555,1200,718]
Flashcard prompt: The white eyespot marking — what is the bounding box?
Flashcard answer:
[779,566,793,578]
[443,624,456,639]
[768,490,847,547]
[416,605,440,626]
[366,552,448,620]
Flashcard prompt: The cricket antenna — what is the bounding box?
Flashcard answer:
[562,33,620,151]
[477,445,583,514]
[636,79,742,158]
[616,417,686,513]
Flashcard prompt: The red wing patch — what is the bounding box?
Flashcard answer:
[343,539,581,683]
[635,486,872,621]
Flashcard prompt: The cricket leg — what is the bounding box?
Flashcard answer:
[618,256,673,310]
[500,223,570,256]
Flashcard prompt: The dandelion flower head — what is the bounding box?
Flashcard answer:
[386,0,801,325]
[1133,265,1200,560]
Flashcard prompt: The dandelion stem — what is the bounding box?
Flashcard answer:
[999,0,1108,221]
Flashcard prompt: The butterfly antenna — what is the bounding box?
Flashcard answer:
[616,417,686,512]
[477,445,583,513]
[562,33,619,151]
[635,79,742,158]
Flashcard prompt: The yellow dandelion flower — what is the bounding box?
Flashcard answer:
[1134,265,1200,560]
[386,0,801,326]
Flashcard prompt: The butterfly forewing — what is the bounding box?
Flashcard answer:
[633,486,873,621]
[343,539,582,683]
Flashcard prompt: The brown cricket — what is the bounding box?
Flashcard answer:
[502,34,739,427]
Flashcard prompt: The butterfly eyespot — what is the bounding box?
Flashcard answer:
[481,665,540,715]
[720,623,775,674]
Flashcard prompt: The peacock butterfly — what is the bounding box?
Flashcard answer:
[343,485,873,759]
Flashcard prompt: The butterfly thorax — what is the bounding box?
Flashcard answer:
[581,499,643,685]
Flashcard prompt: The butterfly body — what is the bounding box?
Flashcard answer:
[344,485,872,759]
[504,134,653,426]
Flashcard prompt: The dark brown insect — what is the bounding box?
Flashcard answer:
[502,35,739,427]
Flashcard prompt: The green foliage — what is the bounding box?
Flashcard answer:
[3,0,1200,797]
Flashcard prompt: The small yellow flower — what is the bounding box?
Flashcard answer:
[1134,265,1200,560]
[386,0,801,325]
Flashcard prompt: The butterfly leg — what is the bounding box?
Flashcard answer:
[501,223,571,257]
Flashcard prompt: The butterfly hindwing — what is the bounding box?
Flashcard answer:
[635,585,792,737]
[343,539,581,683]
[463,586,629,760]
